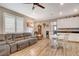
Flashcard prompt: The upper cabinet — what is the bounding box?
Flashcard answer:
[4,13,16,33]
[57,17,79,28]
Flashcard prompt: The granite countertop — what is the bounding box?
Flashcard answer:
[58,39,79,43]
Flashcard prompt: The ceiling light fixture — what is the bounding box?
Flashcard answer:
[60,3,64,6]
[59,11,63,16]
[74,8,78,12]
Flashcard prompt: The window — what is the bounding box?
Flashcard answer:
[16,17,24,33]
[26,27,33,33]
[4,13,15,33]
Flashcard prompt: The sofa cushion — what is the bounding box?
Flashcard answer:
[0,44,10,56]
[8,43,17,53]
[29,38,37,45]
[5,34,15,44]
[0,34,5,41]
[16,39,30,50]
[5,34,13,40]
[24,33,32,39]
[0,41,6,45]
[13,34,24,41]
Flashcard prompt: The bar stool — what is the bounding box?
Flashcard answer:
[61,33,70,56]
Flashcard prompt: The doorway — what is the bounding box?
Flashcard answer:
[46,31,49,39]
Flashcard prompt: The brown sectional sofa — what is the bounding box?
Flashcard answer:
[24,33,37,45]
[13,33,30,50]
[29,37,38,45]
[0,33,38,56]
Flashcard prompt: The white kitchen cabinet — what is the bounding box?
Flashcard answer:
[57,17,79,28]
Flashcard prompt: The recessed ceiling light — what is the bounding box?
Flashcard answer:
[59,11,63,16]
[74,8,78,12]
[60,3,64,6]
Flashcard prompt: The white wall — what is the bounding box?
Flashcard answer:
[0,11,3,34]
[25,19,34,34]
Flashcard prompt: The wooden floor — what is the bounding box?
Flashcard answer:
[10,39,79,56]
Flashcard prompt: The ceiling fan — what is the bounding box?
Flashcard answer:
[24,3,45,10]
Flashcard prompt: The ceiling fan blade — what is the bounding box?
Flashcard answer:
[23,3,45,9]
[23,3,32,4]
[34,3,45,9]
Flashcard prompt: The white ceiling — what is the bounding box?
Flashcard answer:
[0,3,79,21]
